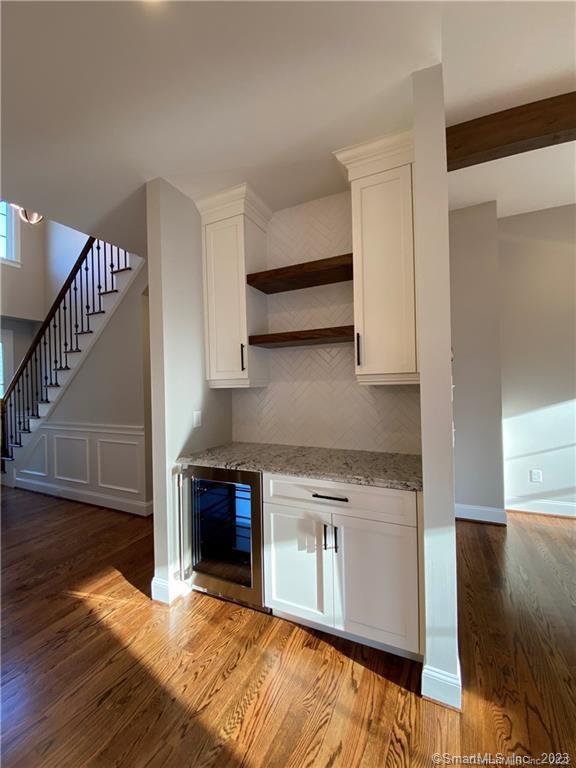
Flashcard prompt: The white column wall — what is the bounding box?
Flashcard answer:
[412,64,461,709]
[146,178,232,603]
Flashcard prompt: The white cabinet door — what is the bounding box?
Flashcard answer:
[203,215,248,383]
[352,164,417,384]
[332,514,419,652]
[263,503,334,627]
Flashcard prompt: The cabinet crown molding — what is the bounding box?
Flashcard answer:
[334,130,414,181]
[195,182,273,230]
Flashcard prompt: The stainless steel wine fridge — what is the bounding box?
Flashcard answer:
[179,465,265,610]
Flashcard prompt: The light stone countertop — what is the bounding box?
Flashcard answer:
[177,442,422,492]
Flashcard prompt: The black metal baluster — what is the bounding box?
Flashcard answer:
[110,246,115,290]
[52,317,59,386]
[68,287,73,356]
[84,255,91,330]
[44,332,51,389]
[62,300,69,370]
[96,241,102,311]
[24,365,31,430]
[16,383,22,444]
[34,346,40,416]
[9,398,15,451]
[42,332,49,401]
[73,276,81,346]
[90,246,95,314]
[101,242,107,293]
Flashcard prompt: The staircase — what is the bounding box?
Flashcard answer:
[1,236,144,474]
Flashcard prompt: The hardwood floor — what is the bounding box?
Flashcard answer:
[1,488,574,767]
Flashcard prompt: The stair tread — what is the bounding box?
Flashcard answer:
[99,289,118,296]
[110,267,132,274]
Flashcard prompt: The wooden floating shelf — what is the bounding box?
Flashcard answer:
[249,325,355,349]
[247,254,353,294]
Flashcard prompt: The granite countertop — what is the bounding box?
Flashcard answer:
[177,442,422,492]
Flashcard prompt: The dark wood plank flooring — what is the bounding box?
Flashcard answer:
[1,488,574,767]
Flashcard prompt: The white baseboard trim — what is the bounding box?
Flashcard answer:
[421,663,462,710]
[506,498,576,518]
[14,476,153,517]
[151,576,191,604]
[455,503,507,525]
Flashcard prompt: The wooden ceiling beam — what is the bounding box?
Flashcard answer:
[446,92,576,171]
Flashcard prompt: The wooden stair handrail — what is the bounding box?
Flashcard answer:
[1,236,95,405]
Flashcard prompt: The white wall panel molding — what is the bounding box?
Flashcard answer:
[18,433,48,477]
[40,422,145,435]
[15,422,152,516]
[97,438,141,494]
[54,435,89,485]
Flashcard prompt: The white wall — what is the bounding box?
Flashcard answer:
[232,192,422,453]
[450,202,505,524]
[13,259,154,516]
[499,204,576,517]
[1,215,89,325]
[413,64,461,710]
[1,216,45,321]
[0,317,41,382]
[47,265,149,426]
[146,178,232,603]
[44,220,88,308]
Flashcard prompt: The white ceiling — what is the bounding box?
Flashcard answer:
[449,142,576,218]
[1,1,574,254]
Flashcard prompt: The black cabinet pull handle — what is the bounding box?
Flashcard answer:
[334,526,339,554]
[312,492,349,503]
[356,332,361,367]
[240,343,245,371]
[323,524,328,551]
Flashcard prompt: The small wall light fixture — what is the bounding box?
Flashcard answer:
[10,204,44,225]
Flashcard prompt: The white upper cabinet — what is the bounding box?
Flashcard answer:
[196,184,271,388]
[334,132,419,385]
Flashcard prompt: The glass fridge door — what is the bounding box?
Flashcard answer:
[192,478,253,588]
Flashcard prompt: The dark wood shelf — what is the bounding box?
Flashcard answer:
[249,325,354,349]
[247,254,353,294]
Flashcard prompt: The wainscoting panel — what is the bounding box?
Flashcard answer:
[15,423,152,516]
[232,191,422,454]
[19,433,48,478]
[54,435,89,484]
[97,439,141,494]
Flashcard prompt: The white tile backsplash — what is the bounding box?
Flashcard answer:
[232,191,422,454]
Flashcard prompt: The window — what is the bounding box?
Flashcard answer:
[0,201,20,265]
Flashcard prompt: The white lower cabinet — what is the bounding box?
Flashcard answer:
[263,503,334,627]
[332,513,419,653]
[263,475,420,656]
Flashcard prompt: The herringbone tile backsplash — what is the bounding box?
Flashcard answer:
[232,191,422,454]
